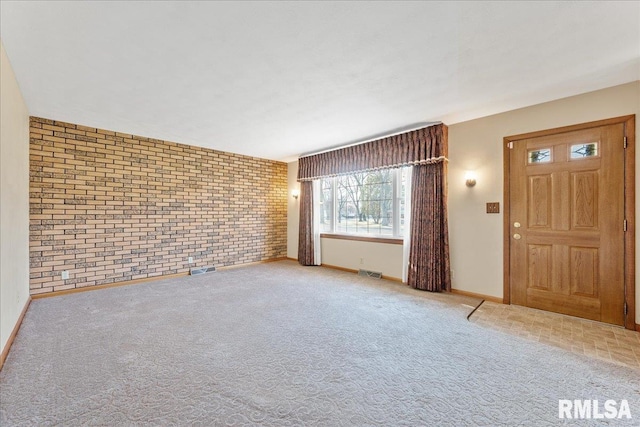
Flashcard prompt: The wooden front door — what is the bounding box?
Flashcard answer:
[507,119,631,326]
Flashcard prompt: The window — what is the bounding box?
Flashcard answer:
[319,168,407,238]
[570,142,598,159]
[528,148,552,164]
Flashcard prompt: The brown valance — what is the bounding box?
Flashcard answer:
[297,124,447,181]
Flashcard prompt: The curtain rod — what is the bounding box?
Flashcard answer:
[299,121,442,159]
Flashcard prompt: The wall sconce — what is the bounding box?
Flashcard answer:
[465,171,477,187]
[291,189,300,199]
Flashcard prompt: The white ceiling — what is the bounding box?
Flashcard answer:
[1,1,638,162]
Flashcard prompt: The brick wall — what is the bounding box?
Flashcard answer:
[29,117,287,294]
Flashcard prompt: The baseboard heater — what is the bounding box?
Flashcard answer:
[358,269,382,279]
[190,266,216,276]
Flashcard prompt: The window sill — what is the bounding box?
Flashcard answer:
[320,233,403,245]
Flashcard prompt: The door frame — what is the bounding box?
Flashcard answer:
[503,115,636,330]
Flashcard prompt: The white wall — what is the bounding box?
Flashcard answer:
[320,238,403,280]
[0,41,30,356]
[287,81,640,324]
[287,162,300,259]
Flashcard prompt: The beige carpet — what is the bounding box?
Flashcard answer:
[1,260,638,426]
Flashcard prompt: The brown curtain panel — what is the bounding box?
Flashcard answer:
[407,161,451,292]
[298,125,446,181]
[297,181,315,266]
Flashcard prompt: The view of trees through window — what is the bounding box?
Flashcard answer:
[320,168,406,237]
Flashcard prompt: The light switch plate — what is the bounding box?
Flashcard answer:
[486,202,500,214]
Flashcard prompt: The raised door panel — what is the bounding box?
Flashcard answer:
[528,175,552,229]
[571,171,599,230]
[569,247,599,298]
[527,244,552,290]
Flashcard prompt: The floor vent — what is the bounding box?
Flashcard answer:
[190,266,216,276]
[358,269,382,279]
